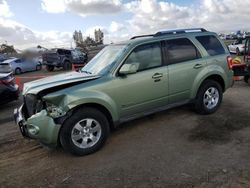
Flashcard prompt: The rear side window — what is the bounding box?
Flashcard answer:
[196,35,225,56]
[164,38,201,65]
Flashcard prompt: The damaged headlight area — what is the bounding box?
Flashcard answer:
[46,103,66,118]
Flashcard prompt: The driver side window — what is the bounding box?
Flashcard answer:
[124,42,162,71]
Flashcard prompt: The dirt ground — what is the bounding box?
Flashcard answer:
[0,71,250,187]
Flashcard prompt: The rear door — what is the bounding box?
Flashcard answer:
[20,59,32,71]
[163,37,205,103]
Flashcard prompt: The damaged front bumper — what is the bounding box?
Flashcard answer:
[14,104,61,146]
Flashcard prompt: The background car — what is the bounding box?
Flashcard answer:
[43,48,88,71]
[0,72,19,104]
[228,38,247,55]
[0,58,42,74]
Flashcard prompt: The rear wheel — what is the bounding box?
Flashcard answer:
[63,61,72,71]
[46,65,54,72]
[60,107,110,156]
[15,68,21,75]
[194,80,223,114]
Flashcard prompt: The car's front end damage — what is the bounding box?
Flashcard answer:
[14,71,101,147]
[14,104,61,146]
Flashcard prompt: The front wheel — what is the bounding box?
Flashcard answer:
[60,107,110,156]
[194,80,223,114]
[63,61,72,71]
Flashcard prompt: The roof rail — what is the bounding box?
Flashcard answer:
[130,34,154,40]
[130,28,207,40]
[154,28,207,37]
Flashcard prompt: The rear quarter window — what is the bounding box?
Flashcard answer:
[196,35,225,56]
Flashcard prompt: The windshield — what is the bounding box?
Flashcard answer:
[81,45,126,75]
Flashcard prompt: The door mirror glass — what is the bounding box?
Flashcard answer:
[119,63,139,75]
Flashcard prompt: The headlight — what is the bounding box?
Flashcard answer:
[46,103,66,118]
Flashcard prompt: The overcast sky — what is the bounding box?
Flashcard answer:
[0,0,249,50]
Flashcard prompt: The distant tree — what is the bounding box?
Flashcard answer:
[84,36,96,46]
[0,44,16,54]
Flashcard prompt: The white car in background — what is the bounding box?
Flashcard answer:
[228,39,246,55]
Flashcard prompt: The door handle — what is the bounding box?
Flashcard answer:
[152,73,163,79]
[193,64,203,69]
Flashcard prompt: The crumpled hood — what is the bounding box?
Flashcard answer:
[23,71,100,95]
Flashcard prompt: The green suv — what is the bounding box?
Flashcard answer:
[14,28,234,155]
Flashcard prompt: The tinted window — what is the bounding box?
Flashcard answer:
[124,42,162,71]
[164,38,201,65]
[196,35,225,56]
[15,59,21,63]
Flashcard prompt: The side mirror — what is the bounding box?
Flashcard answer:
[119,63,139,75]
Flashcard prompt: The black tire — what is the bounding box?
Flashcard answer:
[244,76,249,83]
[194,80,223,115]
[60,107,110,156]
[15,68,21,75]
[236,48,241,56]
[36,64,42,71]
[46,65,54,72]
[63,61,72,71]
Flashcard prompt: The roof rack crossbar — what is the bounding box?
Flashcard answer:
[154,28,207,37]
[130,34,154,40]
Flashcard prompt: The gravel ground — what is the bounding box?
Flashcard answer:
[0,70,250,187]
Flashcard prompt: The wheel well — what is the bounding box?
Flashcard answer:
[57,103,115,146]
[71,103,114,129]
[204,75,225,92]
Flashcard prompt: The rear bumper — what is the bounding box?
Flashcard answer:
[14,104,61,146]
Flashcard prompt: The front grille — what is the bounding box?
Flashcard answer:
[23,94,45,118]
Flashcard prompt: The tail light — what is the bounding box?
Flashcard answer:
[0,79,13,84]
[227,56,233,70]
[0,74,14,85]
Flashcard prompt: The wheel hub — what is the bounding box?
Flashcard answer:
[71,118,102,149]
[203,87,219,110]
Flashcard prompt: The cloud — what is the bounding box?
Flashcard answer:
[41,0,123,16]
[66,0,123,16]
[0,18,72,49]
[109,21,125,33]
[119,0,250,36]
[0,0,14,17]
[1,0,250,49]
[41,0,66,13]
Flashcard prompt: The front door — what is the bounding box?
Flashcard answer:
[108,42,169,118]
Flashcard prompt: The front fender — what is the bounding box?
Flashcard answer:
[190,65,226,99]
[44,90,119,122]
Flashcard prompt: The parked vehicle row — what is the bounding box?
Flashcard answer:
[14,28,234,156]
